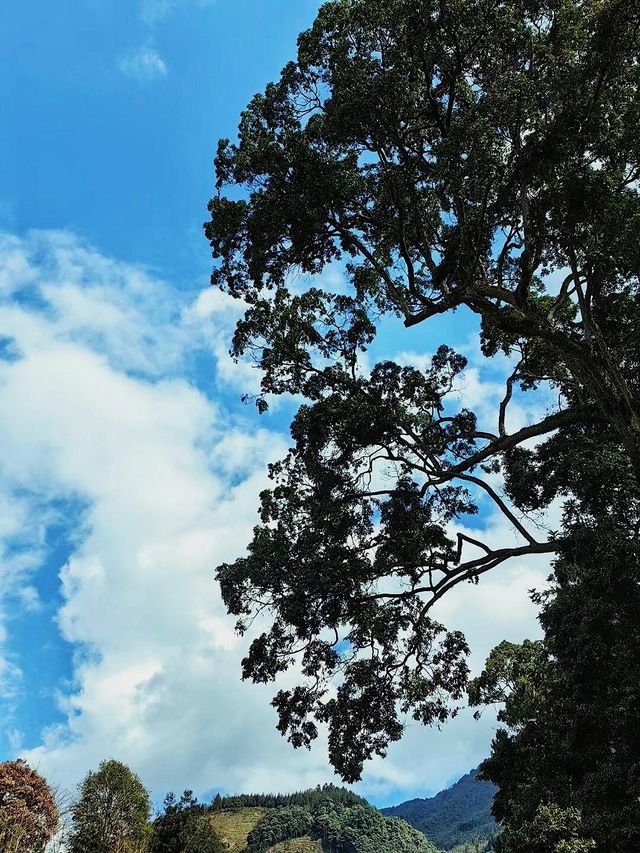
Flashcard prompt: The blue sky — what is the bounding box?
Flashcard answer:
[0,0,551,809]
[1,1,320,278]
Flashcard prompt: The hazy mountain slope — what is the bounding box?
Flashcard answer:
[381,770,497,851]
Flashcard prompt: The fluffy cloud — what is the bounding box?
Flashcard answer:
[0,230,549,806]
[118,46,168,82]
[0,231,325,799]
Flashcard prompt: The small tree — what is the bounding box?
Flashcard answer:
[182,815,226,853]
[150,791,200,853]
[69,759,150,853]
[0,760,59,853]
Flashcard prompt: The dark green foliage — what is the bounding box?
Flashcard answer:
[211,785,367,813]
[469,412,640,852]
[68,759,150,853]
[488,804,595,853]
[471,531,640,852]
[242,792,442,853]
[246,806,313,852]
[206,0,640,785]
[382,771,497,851]
[182,815,226,853]
[150,791,208,853]
[450,840,495,853]
[311,801,440,853]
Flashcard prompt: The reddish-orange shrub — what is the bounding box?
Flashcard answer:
[0,760,59,852]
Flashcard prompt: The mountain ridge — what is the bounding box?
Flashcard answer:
[381,769,497,851]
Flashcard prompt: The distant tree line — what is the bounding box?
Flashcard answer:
[211,785,367,814]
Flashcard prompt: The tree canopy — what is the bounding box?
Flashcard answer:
[68,759,150,853]
[244,797,440,853]
[0,760,59,853]
[150,790,209,853]
[211,785,367,814]
[312,801,440,853]
[206,0,640,783]
[247,805,314,852]
[469,515,640,850]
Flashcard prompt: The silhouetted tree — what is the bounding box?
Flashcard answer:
[206,0,640,786]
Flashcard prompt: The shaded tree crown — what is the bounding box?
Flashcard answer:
[206,0,640,781]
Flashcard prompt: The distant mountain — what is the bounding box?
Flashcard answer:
[381,770,498,852]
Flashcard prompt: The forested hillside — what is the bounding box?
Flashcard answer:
[156,782,442,853]
[382,771,497,851]
[213,794,441,853]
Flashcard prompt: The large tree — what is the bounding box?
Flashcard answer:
[69,759,150,853]
[205,0,640,783]
[468,431,640,853]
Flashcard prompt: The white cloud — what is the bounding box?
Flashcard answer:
[0,230,551,807]
[0,231,328,798]
[118,46,168,82]
[0,233,37,296]
[182,287,262,396]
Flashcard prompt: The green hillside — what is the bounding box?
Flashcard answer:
[156,786,442,853]
[148,776,497,853]
[209,807,266,852]
[381,770,497,852]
